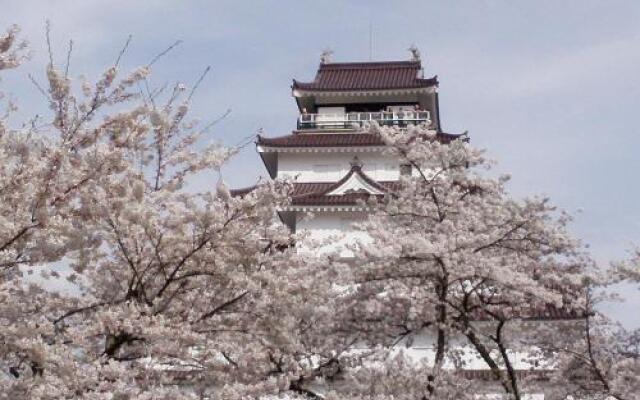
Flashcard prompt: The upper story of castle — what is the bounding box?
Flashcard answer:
[291,53,441,132]
[256,51,464,181]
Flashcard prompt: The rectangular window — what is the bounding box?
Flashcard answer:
[316,107,346,128]
[318,106,345,115]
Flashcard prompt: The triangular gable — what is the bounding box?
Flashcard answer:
[326,171,385,195]
[288,159,390,204]
[314,162,388,196]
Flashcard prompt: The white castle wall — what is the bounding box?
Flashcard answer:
[296,211,369,257]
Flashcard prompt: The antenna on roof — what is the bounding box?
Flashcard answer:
[369,22,373,61]
[320,48,333,64]
[408,44,421,62]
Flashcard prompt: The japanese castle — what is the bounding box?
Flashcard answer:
[235,51,578,398]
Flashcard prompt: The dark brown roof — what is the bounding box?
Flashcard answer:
[523,304,586,321]
[457,369,550,381]
[469,303,585,322]
[293,60,438,92]
[291,192,378,206]
[230,185,387,206]
[257,132,464,148]
[133,366,552,383]
[230,166,400,206]
[258,133,385,148]
[290,181,400,198]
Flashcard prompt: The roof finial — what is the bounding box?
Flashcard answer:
[320,48,334,64]
[408,44,421,62]
[350,156,363,169]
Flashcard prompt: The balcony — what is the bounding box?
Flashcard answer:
[297,111,431,130]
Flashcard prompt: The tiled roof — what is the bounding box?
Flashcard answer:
[257,133,385,148]
[458,369,550,381]
[291,192,378,206]
[292,60,438,92]
[291,180,400,198]
[288,165,399,206]
[523,304,585,321]
[257,132,464,148]
[230,168,400,206]
[230,185,386,206]
[139,366,552,382]
[470,303,585,322]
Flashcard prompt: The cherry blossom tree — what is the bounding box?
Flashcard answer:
[548,254,640,400]
[0,24,348,399]
[328,124,592,399]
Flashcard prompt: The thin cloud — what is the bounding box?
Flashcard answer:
[488,36,640,99]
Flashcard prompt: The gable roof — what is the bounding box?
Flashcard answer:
[292,60,438,92]
[230,167,400,207]
[288,181,401,197]
[300,163,387,195]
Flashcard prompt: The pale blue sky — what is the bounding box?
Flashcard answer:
[2,1,639,326]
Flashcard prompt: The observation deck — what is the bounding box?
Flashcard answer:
[297,110,431,130]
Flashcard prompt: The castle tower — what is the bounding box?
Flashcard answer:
[255,55,464,256]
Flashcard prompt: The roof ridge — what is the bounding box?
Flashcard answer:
[292,59,435,92]
[293,179,398,185]
[319,60,420,70]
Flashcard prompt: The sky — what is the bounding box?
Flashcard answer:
[2,0,639,326]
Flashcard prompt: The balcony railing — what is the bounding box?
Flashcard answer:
[297,111,431,130]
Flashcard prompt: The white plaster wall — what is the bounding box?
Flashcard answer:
[356,325,556,371]
[296,212,370,257]
[278,152,399,182]
[347,324,564,399]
